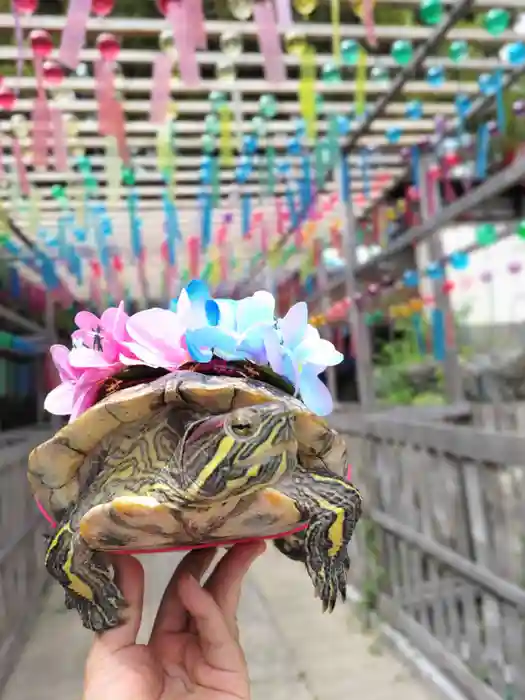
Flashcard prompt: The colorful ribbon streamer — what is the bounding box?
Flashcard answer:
[299,45,316,140]
[431,308,446,361]
[51,108,68,172]
[355,47,367,116]
[475,123,490,179]
[253,0,286,83]
[150,53,174,125]
[275,0,293,29]
[166,0,200,87]
[331,0,341,63]
[59,0,92,69]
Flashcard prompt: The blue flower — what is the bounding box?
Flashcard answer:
[185,289,276,363]
[170,280,221,361]
[262,302,343,416]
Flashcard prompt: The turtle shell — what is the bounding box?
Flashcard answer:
[29,361,347,524]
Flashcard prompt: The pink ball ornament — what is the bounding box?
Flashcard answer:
[0,88,15,111]
[96,33,120,62]
[92,0,114,16]
[30,30,53,58]
[428,164,441,180]
[42,60,64,86]
[13,0,38,14]
[443,152,460,167]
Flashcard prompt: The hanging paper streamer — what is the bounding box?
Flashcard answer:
[495,70,506,134]
[331,0,341,63]
[95,58,113,136]
[201,193,213,249]
[340,155,350,204]
[187,236,200,278]
[253,0,286,83]
[59,0,92,69]
[475,123,490,179]
[157,119,176,187]
[105,135,120,208]
[219,105,234,167]
[355,47,367,116]
[11,0,24,87]
[352,0,377,47]
[241,193,251,238]
[425,165,438,217]
[299,45,317,140]
[410,145,420,188]
[150,53,173,125]
[412,312,425,356]
[431,307,446,361]
[51,108,68,172]
[31,56,50,169]
[166,0,200,87]
[28,188,41,236]
[11,137,30,196]
[192,0,207,49]
[275,0,293,29]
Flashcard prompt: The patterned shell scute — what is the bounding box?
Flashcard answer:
[28,370,347,519]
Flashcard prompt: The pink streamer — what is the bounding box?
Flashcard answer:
[275,0,293,30]
[59,0,92,70]
[167,0,200,87]
[12,137,30,196]
[94,58,112,135]
[109,96,130,164]
[253,0,286,83]
[11,0,23,88]
[150,53,173,124]
[51,108,68,172]
[32,56,50,169]
[362,0,377,48]
[192,0,207,49]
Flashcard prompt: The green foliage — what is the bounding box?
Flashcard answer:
[358,518,387,629]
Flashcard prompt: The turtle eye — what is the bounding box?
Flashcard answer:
[224,417,260,441]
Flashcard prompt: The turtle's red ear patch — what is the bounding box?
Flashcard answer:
[346,464,352,481]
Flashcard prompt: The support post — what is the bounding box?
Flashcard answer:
[418,156,463,403]
[339,160,375,410]
[318,254,338,404]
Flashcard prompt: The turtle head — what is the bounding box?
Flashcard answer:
[180,402,299,500]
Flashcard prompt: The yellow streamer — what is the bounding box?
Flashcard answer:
[156,119,176,192]
[331,0,341,63]
[355,47,367,116]
[299,44,317,141]
[219,104,234,167]
[105,135,120,209]
[28,188,40,236]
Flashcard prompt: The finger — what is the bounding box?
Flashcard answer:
[177,572,243,672]
[205,541,266,638]
[91,555,144,655]
[150,547,217,641]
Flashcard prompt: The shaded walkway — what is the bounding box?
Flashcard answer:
[3,547,439,700]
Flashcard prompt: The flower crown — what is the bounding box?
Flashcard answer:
[45,280,344,421]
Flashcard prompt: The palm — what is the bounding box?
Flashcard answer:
[84,545,262,700]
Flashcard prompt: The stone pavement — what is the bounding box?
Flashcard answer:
[2,546,439,700]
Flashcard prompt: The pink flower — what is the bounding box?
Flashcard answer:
[72,302,131,363]
[120,308,190,370]
[44,344,119,422]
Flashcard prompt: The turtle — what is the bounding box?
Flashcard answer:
[28,360,362,632]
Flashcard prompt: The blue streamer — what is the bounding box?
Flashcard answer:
[340,156,350,203]
[201,193,212,249]
[8,267,20,298]
[410,146,420,187]
[412,313,425,356]
[285,186,297,229]
[241,193,251,238]
[431,308,446,362]
[475,123,490,179]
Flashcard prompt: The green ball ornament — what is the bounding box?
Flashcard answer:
[391,40,413,66]
[259,94,278,119]
[204,114,220,136]
[315,94,325,113]
[121,167,135,186]
[483,8,510,36]
[475,223,497,246]
[370,65,389,81]
[209,90,227,112]
[51,184,66,200]
[516,220,525,239]
[321,62,341,83]
[420,0,442,25]
[341,39,360,65]
[201,133,216,153]
[85,175,98,192]
[251,115,267,136]
[449,40,469,63]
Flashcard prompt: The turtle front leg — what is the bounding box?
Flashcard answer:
[274,470,362,612]
[45,522,126,631]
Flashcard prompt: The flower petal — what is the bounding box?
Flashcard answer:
[69,346,113,369]
[186,327,239,356]
[49,344,78,381]
[74,310,100,331]
[262,328,284,375]
[214,299,237,331]
[236,292,275,334]
[127,308,184,349]
[295,339,344,367]
[299,372,333,416]
[280,302,308,349]
[44,382,75,415]
[186,279,210,302]
[205,300,220,326]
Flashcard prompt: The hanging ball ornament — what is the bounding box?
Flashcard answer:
[370,65,389,81]
[227,0,254,20]
[504,42,525,66]
[516,220,525,239]
[29,29,53,57]
[449,40,469,63]
[219,30,243,58]
[293,0,318,17]
[42,60,64,86]
[209,90,228,112]
[0,88,15,111]
[284,30,308,57]
[96,32,120,62]
[216,58,236,82]
[13,0,38,14]
[92,0,114,16]
[386,126,402,144]
[321,62,341,83]
[341,39,360,65]
[420,0,443,26]
[426,65,445,86]
[204,113,220,136]
[259,94,278,119]
[391,40,413,65]
[406,99,423,119]
[10,114,29,137]
[483,8,510,36]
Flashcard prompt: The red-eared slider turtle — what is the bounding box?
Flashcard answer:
[28,360,362,631]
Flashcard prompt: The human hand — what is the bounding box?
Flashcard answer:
[83,541,266,700]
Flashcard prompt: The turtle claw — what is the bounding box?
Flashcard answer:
[66,575,127,631]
